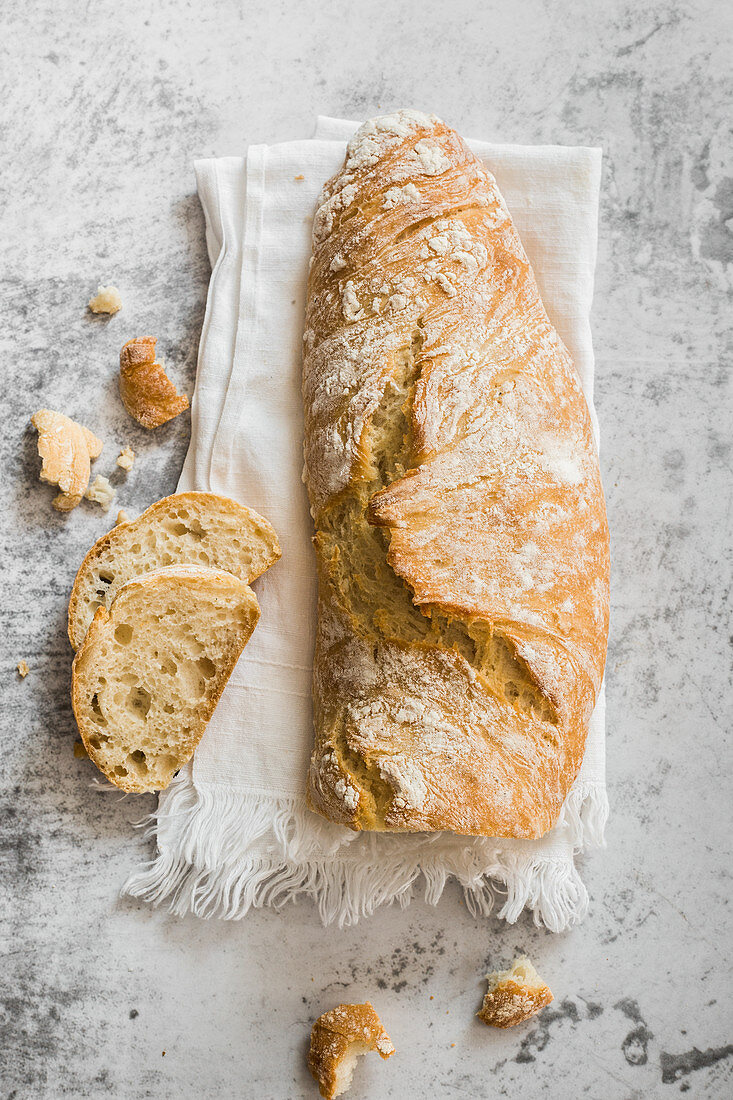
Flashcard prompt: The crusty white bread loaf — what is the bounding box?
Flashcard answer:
[477,956,553,1028]
[71,565,260,792]
[302,110,610,838]
[308,1003,395,1099]
[68,492,280,649]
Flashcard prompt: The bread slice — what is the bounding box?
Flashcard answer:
[71,565,260,792]
[68,492,280,650]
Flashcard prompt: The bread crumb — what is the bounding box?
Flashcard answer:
[73,740,88,759]
[117,446,135,471]
[88,285,122,314]
[31,409,103,511]
[477,955,553,1029]
[294,174,305,181]
[17,660,29,678]
[85,475,116,512]
[308,1002,394,1099]
[119,336,189,428]
[115,509,131,526]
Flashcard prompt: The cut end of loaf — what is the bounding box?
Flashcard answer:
[71,566,260,792]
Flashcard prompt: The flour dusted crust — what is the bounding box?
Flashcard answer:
[302,110,610,838]
[308,1002,395,1099]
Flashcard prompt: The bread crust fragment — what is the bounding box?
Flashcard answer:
[302,109,610,838]
[119,336,189,428]
[31,409,103,511]
[477,956,553,1028]
[308,1002,395,1099]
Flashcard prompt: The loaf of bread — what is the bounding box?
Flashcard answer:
[68,492,280,650]
[72,565,260,792]
[301,110,609,838]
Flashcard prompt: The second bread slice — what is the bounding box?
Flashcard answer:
[68,492,281,650]
[72,565,260,792]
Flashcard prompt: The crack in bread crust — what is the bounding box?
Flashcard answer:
[302,110,609,838]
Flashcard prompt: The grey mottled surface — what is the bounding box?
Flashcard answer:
[1,1,732,1097]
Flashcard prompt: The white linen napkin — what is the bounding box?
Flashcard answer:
[125,117,607,932]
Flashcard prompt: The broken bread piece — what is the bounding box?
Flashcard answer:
[88,285,122,314]
[477,956,553,1028]
[117,446,135,471]
[71,565,260,792]
[31,409,103,511]
[85,474,116,512]
[308,1003,395,1100]
[119,336,189,428]
[68,491,281,650]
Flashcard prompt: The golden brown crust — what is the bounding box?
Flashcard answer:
[302,110,609,839]
[31,409,103,511]
[477,957,553,1028]
[119,336,189,428]
[308,1002,395,1099]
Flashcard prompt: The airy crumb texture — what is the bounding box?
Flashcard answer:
[67,491,281,650]
[119,336,189,428]
[71,565,261,792]
[88,284,122,314]
[477,956,553,1028]
[308,1002,395,1099]
[31,409,103,511]
[85,475,116,512]
[117,446,135,471]
[17,660,29,678]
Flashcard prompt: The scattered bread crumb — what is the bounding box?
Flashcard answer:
[119,336,189,428]
[88,284,122,314]
[85,475,116,512]
[117,446,135,471]
[31,409,103,511]
[308,1003,395,1099]
[17,660,29,678]
[295,174,305,181]
[73,740,88,759]
[115,509,131,526]
[477,956,553,1028]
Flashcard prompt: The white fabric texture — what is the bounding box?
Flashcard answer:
[125,117,607,931]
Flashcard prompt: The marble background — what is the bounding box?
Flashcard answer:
[2,1,731,1096]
